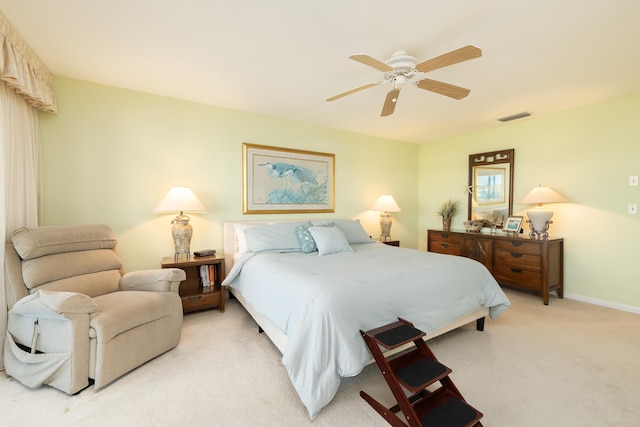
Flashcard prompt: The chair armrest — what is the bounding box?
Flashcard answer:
[119,268,185,293]
[12,290,97,317]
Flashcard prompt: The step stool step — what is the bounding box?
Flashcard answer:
[395,357,451,391]
[419,396,482,427]
[368,321,425,350]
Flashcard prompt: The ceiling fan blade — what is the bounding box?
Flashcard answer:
[349,54,393,72]
[381,88,400,116]
[416,78,470,99]
[326,83,377,101]
[415,45,482,73]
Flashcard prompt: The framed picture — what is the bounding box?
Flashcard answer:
[242,143,335,214]
[504,216,524,233]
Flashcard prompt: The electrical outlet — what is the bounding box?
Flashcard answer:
[630,176,639,186]
[629,203,638,214]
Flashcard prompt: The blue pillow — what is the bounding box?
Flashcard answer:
[309,225,353,256]
[295,224,317,253]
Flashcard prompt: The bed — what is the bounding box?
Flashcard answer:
[221,219,510,419]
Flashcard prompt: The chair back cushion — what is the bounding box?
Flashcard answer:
[11,225,123,298]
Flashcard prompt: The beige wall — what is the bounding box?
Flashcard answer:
[39,77,419,271]
[39,77,640,311]
[419,91,640,310]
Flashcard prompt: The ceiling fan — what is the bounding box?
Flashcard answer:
[326,45,482,116]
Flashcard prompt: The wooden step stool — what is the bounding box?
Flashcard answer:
[360,318,483,427]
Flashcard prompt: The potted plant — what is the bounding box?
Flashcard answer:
[436,199,459,232]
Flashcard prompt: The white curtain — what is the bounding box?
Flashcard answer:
[1,11,54,370]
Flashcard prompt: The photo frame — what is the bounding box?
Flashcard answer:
[504,216,524,233]
[243,143,335,214]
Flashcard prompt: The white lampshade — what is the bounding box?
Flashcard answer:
[520,186,567,206]
[154,187,206,214]
[519,186,566,239]
[155,187,206,257]
[371,195,401,213]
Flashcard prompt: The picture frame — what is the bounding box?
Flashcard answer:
[504,215,524,233]
[242,143,335,214]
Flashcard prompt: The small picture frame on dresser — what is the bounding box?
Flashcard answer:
[504,216,523,234]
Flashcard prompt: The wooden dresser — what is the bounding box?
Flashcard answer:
[427,229,564,304]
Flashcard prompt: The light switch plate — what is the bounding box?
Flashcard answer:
[629,203,638,214]
[630,176,639,186]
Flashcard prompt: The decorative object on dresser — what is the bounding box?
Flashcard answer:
[371,194,401,241]
[463,220,483,232]
[519,185,567,239]
[154,187,207,258]
[504,216,524,234]
[468,149,514,229]
[436,198,460,232]
[161,255,225,313]
[427,229,563,305]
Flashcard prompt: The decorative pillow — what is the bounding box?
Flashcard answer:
[311,219,372,244]
[308,225,352,256]
[295,225,317,253]
[244,221,308,253]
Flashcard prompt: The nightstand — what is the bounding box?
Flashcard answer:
[161,255,225,313]
[382,240,400,247]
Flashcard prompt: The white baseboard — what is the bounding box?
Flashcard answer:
[564,293,640,315]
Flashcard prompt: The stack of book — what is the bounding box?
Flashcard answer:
[199,265,217,292]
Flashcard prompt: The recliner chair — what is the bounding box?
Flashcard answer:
[4,224,185,394]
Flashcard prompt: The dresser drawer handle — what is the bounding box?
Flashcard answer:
[187,296,202,303]
[511,241,523,247]
[441,243,449,248]
[510,268,523,274]
[510,252,523,258]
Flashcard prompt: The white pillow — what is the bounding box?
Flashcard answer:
[233,223,262,257]
[308,225,352,256]
[311,219,372,244]
[244,221,308,253]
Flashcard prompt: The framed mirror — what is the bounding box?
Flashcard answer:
[468,149,514,228]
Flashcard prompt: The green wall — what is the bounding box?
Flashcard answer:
[39,77,640,311]
[419,91,640,310]
[39,77,419,271]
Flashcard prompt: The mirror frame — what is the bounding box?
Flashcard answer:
[468,149,515,226]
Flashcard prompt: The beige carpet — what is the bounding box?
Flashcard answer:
[1,288,639,426]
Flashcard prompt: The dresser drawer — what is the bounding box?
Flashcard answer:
[428,231,462,255]
[181,292,221,312]
[494,250,542,271]
[493,265,541,291]
[494,239,541,255]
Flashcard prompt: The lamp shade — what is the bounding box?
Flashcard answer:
[519,186,567,206]
[371,195,401,212]
[154,187,206,213]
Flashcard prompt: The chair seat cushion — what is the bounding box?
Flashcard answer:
[90,291,181,343]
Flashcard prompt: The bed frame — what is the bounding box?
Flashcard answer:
[223,221,488,357]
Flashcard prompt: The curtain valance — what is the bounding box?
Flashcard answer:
[0,11,56,112]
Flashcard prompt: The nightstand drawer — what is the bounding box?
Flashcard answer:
[493,265,541,291]
[181,291,221,313]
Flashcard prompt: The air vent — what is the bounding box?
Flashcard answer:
[498,112,531,122]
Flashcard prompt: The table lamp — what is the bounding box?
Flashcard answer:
[519,185,566,239]
[154,187,206,258]
[371,195,401,241]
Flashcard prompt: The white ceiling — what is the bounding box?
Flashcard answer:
[2,1,640,144]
